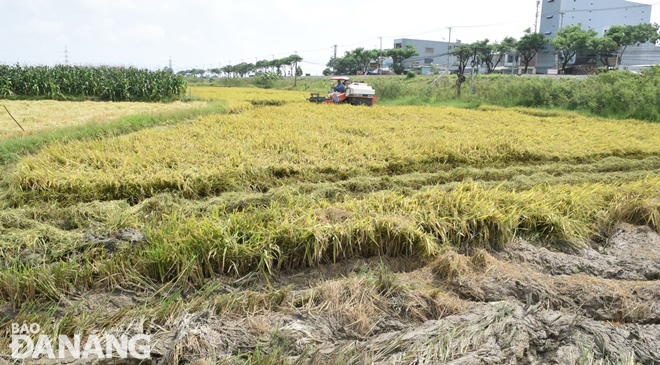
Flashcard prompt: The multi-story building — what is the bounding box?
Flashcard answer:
[393,38,462,71]
[537,0,653,73]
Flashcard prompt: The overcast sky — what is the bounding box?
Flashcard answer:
[1,0,658,75]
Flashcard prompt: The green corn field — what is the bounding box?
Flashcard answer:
[0,64,187,102]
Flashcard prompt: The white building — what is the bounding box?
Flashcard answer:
[393,38,462,70]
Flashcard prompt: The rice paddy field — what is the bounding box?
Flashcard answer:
[0,86,659,364]
[0,99,205,140]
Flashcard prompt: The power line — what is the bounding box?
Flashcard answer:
[453,20,526,29]
[301,60,327,66]
[11,7,656,73]
[405,52,453,62]
[8,18,551,72]
[176,46,334,71]
[337,37,379,48]
[383,20,525,41]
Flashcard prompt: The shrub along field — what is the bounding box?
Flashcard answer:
[0,87,658,363]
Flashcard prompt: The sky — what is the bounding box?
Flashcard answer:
[1,0,658,75]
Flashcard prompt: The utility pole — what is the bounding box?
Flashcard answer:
[64,46,69,65]
[446,27,452,70]
[534,0,541,32]
[169,57,172,71]
[333,45,338,74]
[378,36,383,70]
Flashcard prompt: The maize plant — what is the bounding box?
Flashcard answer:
[0,64,186,101]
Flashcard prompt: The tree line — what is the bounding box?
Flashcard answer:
[450,23,658,95]
[177,54,303,78]
[326,23,659,77]
[177,23,658,80]
[554,23,659,72]
[325,46,419,75]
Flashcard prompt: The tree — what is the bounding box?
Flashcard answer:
[392,63,405,75]
[280,56,293,76]
[327,46,415,75]
[225,64,236,77]
[245,63,256,77]
[590,36,619,68]
[327,54,357,75]
[328,50,360,75]
[386,44,418,65]
[653,22,660,44]
[385,44,418,74]
[551,24,597,73]
[491,37,517,72]
[452,44,473,76]
[451,43,475,97]
[286,54,303,85]
[255,60,270,74]
[270,59,285,76]
[516,28,547,74]
[296,66,303,77]
[473,39,494,73]
[189,69,206,81]
[351,48,378,74]
[605,23,660,67]
[233,63,254,77]
[322,68,332,76]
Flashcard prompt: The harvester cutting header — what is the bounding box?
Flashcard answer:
[307,77,377,106]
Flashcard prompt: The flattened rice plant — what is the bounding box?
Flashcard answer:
[0,87,659,305]
[8,99,659,203]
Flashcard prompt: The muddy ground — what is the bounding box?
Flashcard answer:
[3,224,659,364]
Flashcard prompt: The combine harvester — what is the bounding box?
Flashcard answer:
[307,77,377,106]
